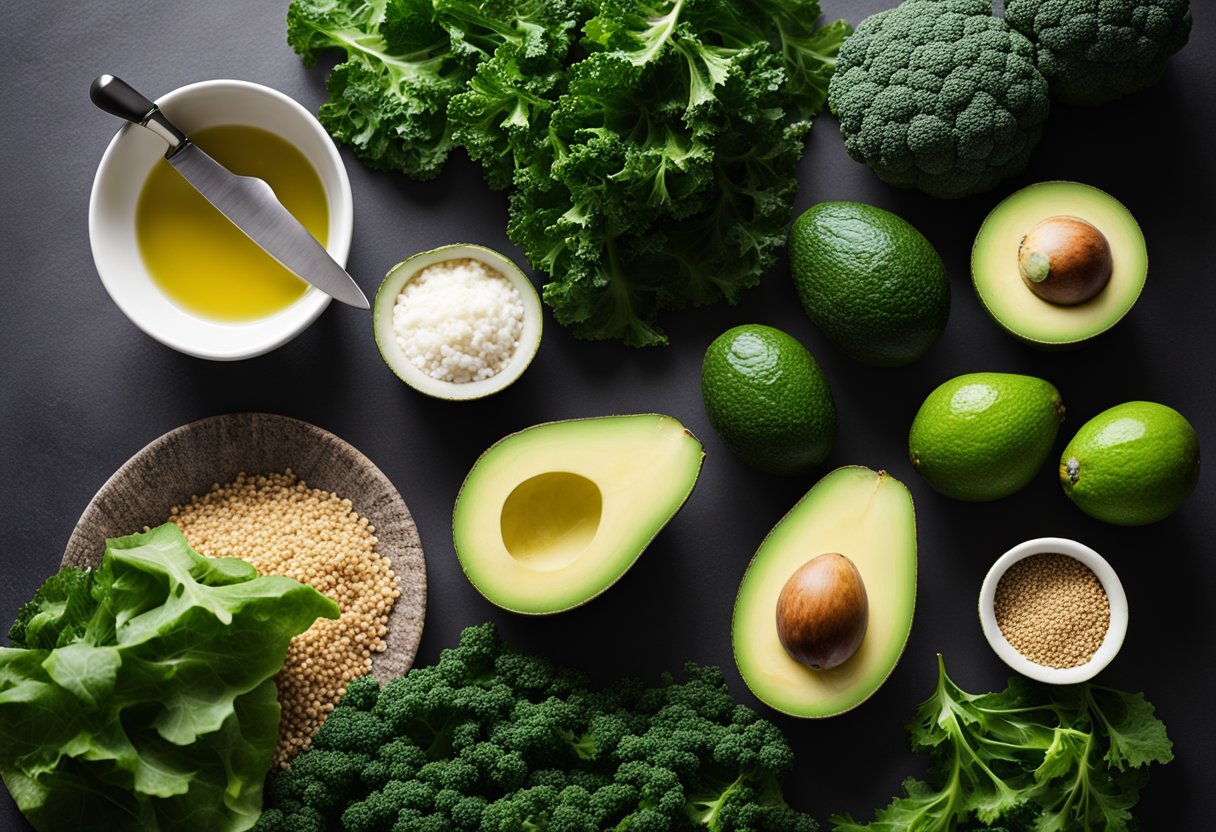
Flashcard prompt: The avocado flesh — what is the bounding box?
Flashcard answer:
[453,414,703,614]
[733,467,916,718]
[973,182,1146,345]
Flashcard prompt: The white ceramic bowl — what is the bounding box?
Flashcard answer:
[979,537,1128,684]
[89,80,353,360]
[373,244,543,400]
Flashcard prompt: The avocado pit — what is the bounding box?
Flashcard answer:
[1018,216,1113,306]
[775,552,869,670]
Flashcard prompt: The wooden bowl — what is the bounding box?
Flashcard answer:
[61,412,426,683]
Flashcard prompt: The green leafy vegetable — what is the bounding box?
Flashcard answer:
[832,656,1173,832]
[256,622,815,831]
[0,523,339,832]
[287,0,850,345]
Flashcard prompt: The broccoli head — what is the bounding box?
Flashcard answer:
[827,0,1050,198]
[1005,0,1192,105]
[256,623,816,831]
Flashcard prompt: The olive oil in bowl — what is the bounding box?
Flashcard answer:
[135,124,329,322]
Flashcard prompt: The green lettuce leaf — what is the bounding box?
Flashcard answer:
[0,523,339,832]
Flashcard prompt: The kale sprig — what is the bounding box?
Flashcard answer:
[832,656,1173,832]
[287,0,850,345]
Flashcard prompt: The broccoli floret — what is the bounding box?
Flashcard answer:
[7,567,98,649]
[341,673,382,711]
[1006,0,1192,104]
[260,624,816,831]
[828,0,1051,198]
[251,806,326,832]
[311,706,392,754]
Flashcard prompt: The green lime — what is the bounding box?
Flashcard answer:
[909,372,1064,501]
[1060,401,1199,525]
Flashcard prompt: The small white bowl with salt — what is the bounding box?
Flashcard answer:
[373,244,543,400]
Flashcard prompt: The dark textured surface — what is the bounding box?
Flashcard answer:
[59,413,426,684]
[0,1,1211,827]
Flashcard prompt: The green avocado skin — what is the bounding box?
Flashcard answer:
[1061,401,1200,526]
[701,325,836,476]
[909,372,1064,501]
[789,202,950,367]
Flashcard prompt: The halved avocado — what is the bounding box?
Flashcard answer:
[453,414,704,614]
[972,182,1147,347]
[733,467,916,717]
[373,244,543,400]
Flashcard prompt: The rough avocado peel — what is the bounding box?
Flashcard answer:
[1061,401,1199,526]
[788,202,949,366]
[701,325,836,476]
[909,372,1065,502]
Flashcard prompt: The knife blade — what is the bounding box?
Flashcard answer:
[90,74,368,310]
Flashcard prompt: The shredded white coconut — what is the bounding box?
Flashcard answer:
[392,258,525,384]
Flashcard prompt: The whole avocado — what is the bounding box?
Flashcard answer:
[827,0,1051,198]
[789,202,950,367]
[1006,0,1192,105]
[701,325,836,476]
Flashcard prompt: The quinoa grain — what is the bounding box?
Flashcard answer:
[994,553,1110,669]
[169,470,400,768]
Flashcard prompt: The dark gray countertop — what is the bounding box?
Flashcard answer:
[2,1,1211,828]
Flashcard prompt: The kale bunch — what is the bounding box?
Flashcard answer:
[1005,0,1193,105]
[288,0,850,345]
[255,622,815,832]
[827,0,1050,199]
[832,656,1173,832]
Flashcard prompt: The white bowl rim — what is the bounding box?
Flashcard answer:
[372,243,543,400]
[88,78,353,361]
[978,536,1128,685]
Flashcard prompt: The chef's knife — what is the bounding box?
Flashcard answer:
[89,74,369,310]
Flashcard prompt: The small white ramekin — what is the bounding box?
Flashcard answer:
[979,537,1128,684]
[89,79,353,360]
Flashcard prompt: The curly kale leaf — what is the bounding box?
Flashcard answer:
[508,3,814,345]
[287,0,467,177]
[288,0,850,345]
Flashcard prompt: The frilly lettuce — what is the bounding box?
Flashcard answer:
[0,523,339,832]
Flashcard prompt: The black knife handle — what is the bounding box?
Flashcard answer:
[90,74,187,155]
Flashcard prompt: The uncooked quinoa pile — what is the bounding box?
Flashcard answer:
[994,552,1110,669]
[392,258,524,383]
[169,470,400,768]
